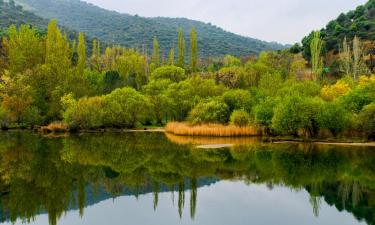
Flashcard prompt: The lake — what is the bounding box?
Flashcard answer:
[0,131,373,225]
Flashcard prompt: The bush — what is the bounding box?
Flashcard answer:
[222,89,253,112]
[253,97,279,129]
[63,96,106,129]
[216,66,247,88]
[230,110,250,127]
[317,101,350,136]
[278,80,321,97]
[341,79,375,113]
[188,99,230,125]
[358,103,375,140]
[105,87,151,128]
[272,95,321,137]
[150,65,186,82]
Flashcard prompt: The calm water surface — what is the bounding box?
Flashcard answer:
[0,131,373,225]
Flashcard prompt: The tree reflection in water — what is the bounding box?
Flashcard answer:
[0,131,373,225]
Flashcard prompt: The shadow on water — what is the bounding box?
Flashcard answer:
[0,131,373,225]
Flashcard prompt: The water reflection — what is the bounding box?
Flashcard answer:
[0,131,373,225]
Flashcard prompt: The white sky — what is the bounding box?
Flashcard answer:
[83,0,368,44]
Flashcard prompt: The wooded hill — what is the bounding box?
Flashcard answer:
[12,0,287,58]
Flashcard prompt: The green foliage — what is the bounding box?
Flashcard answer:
[317,101,350,136]
[277,80,321,97]
[310,31,324,81]
[302,0,375,57]
[222,89,253,112]
[188,98,230,125]
[166,76,226,121]
[151,37,160,68]
[177,28,186,68]
[102,71,121,94]
[190,27,198,72]
[272,95,322,137]
[142,79,172,125]
[150,65,186,82]
[341,81,375,112]
[358,103,375,139]
[230,109,250,127]
[253,97,279,129]
[104,87,151,128]
[63,87,151,129]
[216,66,249,88]
[223,55,241,67]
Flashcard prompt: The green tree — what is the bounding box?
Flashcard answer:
[230,109,250,127]
[272,95,321,137]
[150,65,186,82]
[188,98,230,125]
[152,37,160,68]
[143,79,172,125]
[358,103,375,140]
[190,27,198,72]
[310,31,324,81]
[5,24,44,74]
[105,87,151,128]
[222,89,253,112]
[168,47,175,65]
[317,101,349,137]
[77,32,86,76]
[177,28,185,68]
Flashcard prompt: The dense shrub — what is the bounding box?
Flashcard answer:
[341,80,375,113]
[253,97,279,129]
[63,87,151,129]
[150,66,186,82]
[272,95,321,137]
[63,96,106,129]
[317,101,350,136]
[278,80,321,97]
[166,76,227,120]
[188,99,230,125]
[216,67,248,88]
[222,89,253,112]
[230,110,250,127]
[358,103,375,140]
[105,87,151,128]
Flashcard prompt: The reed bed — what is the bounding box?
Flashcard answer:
[40,122,69,133]
[165,122,259,137]
[165,132,260,145]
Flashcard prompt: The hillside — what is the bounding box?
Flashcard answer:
[0,0,48,31]
[302,0,375,58]
[13,0,287,58]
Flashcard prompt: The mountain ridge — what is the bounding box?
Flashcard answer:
[13,0,287,57]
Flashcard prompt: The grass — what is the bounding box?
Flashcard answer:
[40,122,69,133]
[165,122,259,137]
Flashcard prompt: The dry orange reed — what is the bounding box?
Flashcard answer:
[165,122,259,137]
[41,122,69,133]
[165,132,259,145]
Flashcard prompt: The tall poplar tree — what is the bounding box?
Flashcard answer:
[190,27,198,72]
[168,48,175,65]
[310,31,324,82]
[177,29,185,68]
[77,32,86,76]
[152,37,160,67]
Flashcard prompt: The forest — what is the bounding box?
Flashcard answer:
[0,0,374,140]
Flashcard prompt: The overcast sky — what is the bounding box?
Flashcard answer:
[84,0,367,44]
